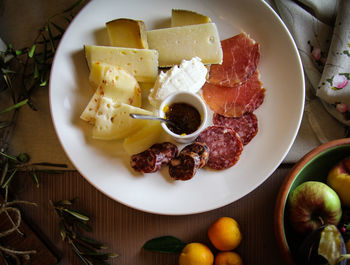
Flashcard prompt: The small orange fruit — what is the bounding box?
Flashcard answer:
[208,217,242,251]
[179,242,214,265]
[214,251,243,265]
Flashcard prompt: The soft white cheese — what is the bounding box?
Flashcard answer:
[148,57,208,108]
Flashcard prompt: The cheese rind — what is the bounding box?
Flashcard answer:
[92,99,153,140]
[84,45,159,82]
[106,18,148,48]
[171,9,211,27]
[147,23,222,67]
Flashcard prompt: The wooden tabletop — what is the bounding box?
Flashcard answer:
[16,166,291,265]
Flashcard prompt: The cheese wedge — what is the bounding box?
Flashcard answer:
[92,98,153,140]
[84,45,159,82]
[147,23,222,67]
[106,18,148,48]
[123,120,163,154]
[171,9,211,27]
[88,61,114,87]
[80,63,141,124]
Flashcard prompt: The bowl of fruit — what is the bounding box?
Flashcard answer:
[274,138,350,265]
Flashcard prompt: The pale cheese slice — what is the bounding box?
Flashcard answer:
[147,23,222,67]
[171,9,211,27]
[123,120,163,154]
[92,98,153,140]
[84,45,159,83]
[80,64,141,124]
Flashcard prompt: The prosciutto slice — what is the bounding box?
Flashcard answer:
[202,71,265,117]
[208,33,260,87]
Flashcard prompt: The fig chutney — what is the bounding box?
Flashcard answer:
[164,102,201,135]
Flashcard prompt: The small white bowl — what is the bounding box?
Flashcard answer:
[159,92,208,144]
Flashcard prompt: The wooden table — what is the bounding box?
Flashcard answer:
[17,166,291,265]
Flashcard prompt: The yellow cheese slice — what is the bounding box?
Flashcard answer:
[123,120,163,154]
[80,63,141,124]
[84,45,159,82]
[147,23,222,67]
[106,18,148,49]
[92,99,153,140]
[171,9,211,27]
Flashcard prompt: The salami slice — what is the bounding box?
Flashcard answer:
[208,33,260,87]
[130,149,160,173]
[202,71,265,117]
[195,126,243,170]
[213,112,258,145]
[180,142,209,168]
[169,152,200,181]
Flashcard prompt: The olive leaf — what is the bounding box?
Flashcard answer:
[143,236,186,253]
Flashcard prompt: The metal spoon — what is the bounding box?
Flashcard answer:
[129,113,182,131]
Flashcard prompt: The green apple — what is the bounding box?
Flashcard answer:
[327,156,350,207]
[288,181,342,235]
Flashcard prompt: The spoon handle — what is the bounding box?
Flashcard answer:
[129,113,168,123]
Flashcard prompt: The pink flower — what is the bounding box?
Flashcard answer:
[336,103,349,113]
[312,47,321,60]
[333,74,348,89]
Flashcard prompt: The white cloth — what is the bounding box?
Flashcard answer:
[274,0,350,163]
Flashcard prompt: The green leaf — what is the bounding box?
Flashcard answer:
[62,0,86,13]
[1,168,17,188]
[32,171,39,188]
[0,161,9,186]
[143,236,186,253]
[0,151,19,162]
[28,44,36,58]
[77,234,107,250]
[0,121,10,129]
[0,99,28,114]
[50,21,65,34]
[17,153,30,163]
[33,63,39,79]
[63,209,90,221]
[76,221,92,232]
[31,162,67,168]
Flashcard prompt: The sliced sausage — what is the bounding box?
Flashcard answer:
[195,126,243,170]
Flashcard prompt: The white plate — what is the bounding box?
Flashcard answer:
[50,0,304,215]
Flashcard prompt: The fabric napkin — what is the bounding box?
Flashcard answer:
[274,0,350,158]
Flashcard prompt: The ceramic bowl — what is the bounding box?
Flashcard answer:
[158,91,208,144]
[274,138,350,265]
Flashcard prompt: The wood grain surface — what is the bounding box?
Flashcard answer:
[13,166,291,265]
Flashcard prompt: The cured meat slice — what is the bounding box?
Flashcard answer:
[130,142,178,173]
[130,149,160,173]
[208,33,260,87]
[180,142,209,168]
[213,112,258,145]
[196,126,243,170]
[202,71,265,117]
[169,152,200,181]
[150,142,178,165]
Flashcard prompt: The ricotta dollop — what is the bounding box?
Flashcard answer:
[148,57,208,108]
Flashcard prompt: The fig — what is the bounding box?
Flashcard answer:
[297,224,350,265]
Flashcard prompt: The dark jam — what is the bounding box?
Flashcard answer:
[165,102,201,135]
